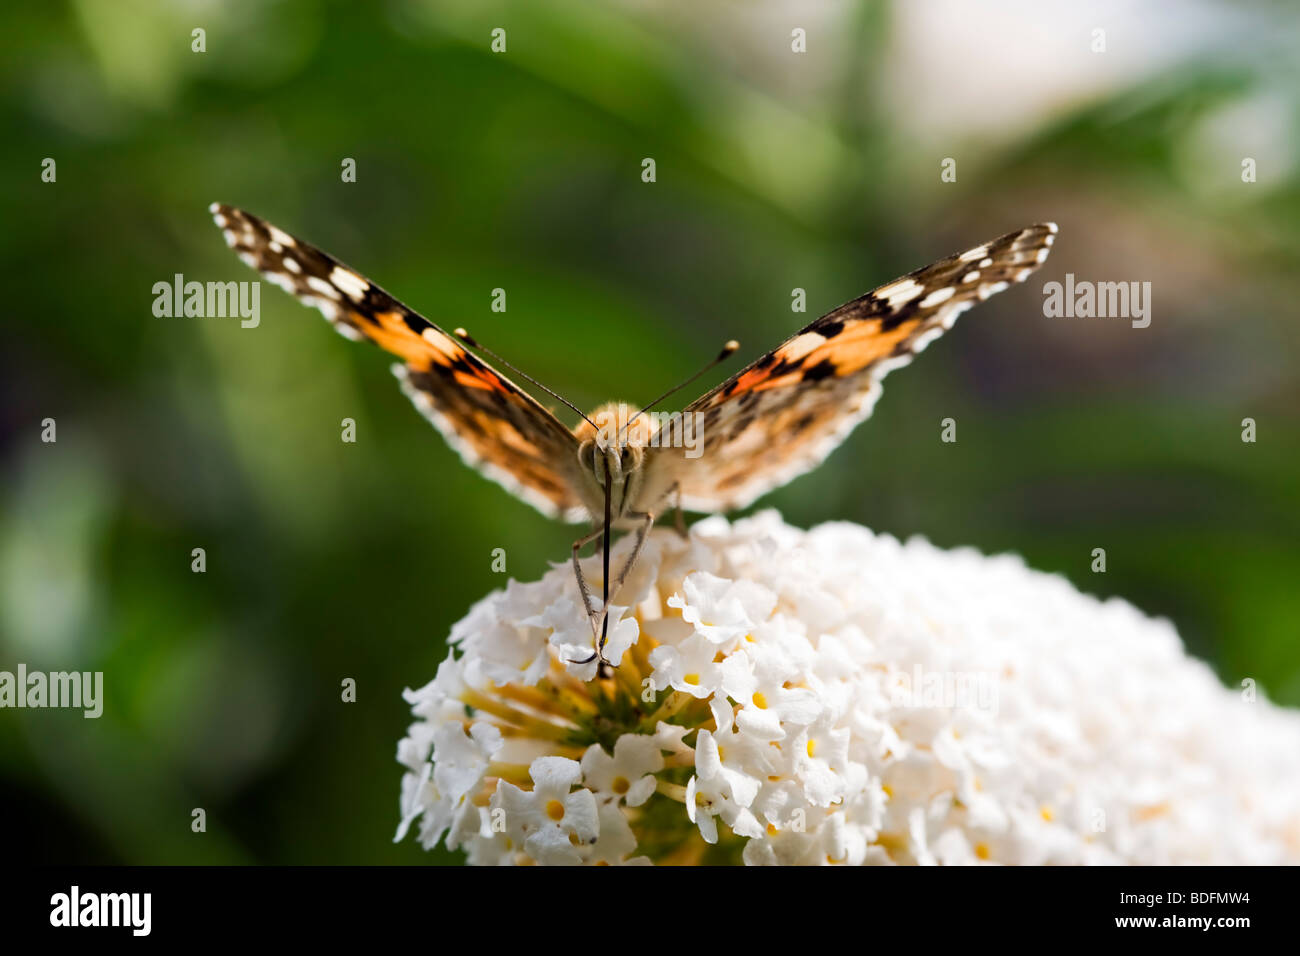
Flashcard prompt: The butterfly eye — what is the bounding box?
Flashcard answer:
[576,440,598,479]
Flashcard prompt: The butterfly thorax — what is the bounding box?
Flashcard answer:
[572,402,658,523]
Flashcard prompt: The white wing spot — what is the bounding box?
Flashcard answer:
[283,257,302,274]
[876,278,923,306]
[330,266,369,300]
[961,270,980,283]
[911,326,945,353]
[871,355,914,379]
[919,287,956,308]
[267,225,295,248]
[940,301,974,328]
[304,296,342,322]
[306,276,342,299]
[959,245,988,262]
[267,272,295,294]
[783,331,827,362]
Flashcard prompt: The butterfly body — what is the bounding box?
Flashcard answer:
[572,402,659,530]
[211,203,1057,667]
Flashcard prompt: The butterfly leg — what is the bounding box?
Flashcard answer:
[670,482,687,539]
[607,478,693,614]
[577,492,677,665]
[605,510,656,625]
[571,524,606,639]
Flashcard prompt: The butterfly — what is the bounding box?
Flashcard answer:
[211,203,1056,670]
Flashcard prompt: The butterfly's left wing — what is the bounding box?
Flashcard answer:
[640,223,1057,513]
[210,203,588,521]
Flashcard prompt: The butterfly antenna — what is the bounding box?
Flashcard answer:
[453,328,596,428]
[619,339,739,441]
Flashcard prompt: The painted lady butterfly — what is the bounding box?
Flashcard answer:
[211,203,1056,667]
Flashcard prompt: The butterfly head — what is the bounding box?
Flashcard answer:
[574,402,658,489]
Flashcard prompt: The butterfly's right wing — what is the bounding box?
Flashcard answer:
[210,204,589,522]
[639,223,1057,513]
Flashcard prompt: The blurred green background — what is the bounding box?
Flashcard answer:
[2,0,1297,864]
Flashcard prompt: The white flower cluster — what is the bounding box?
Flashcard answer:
[396,510,1300,865]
